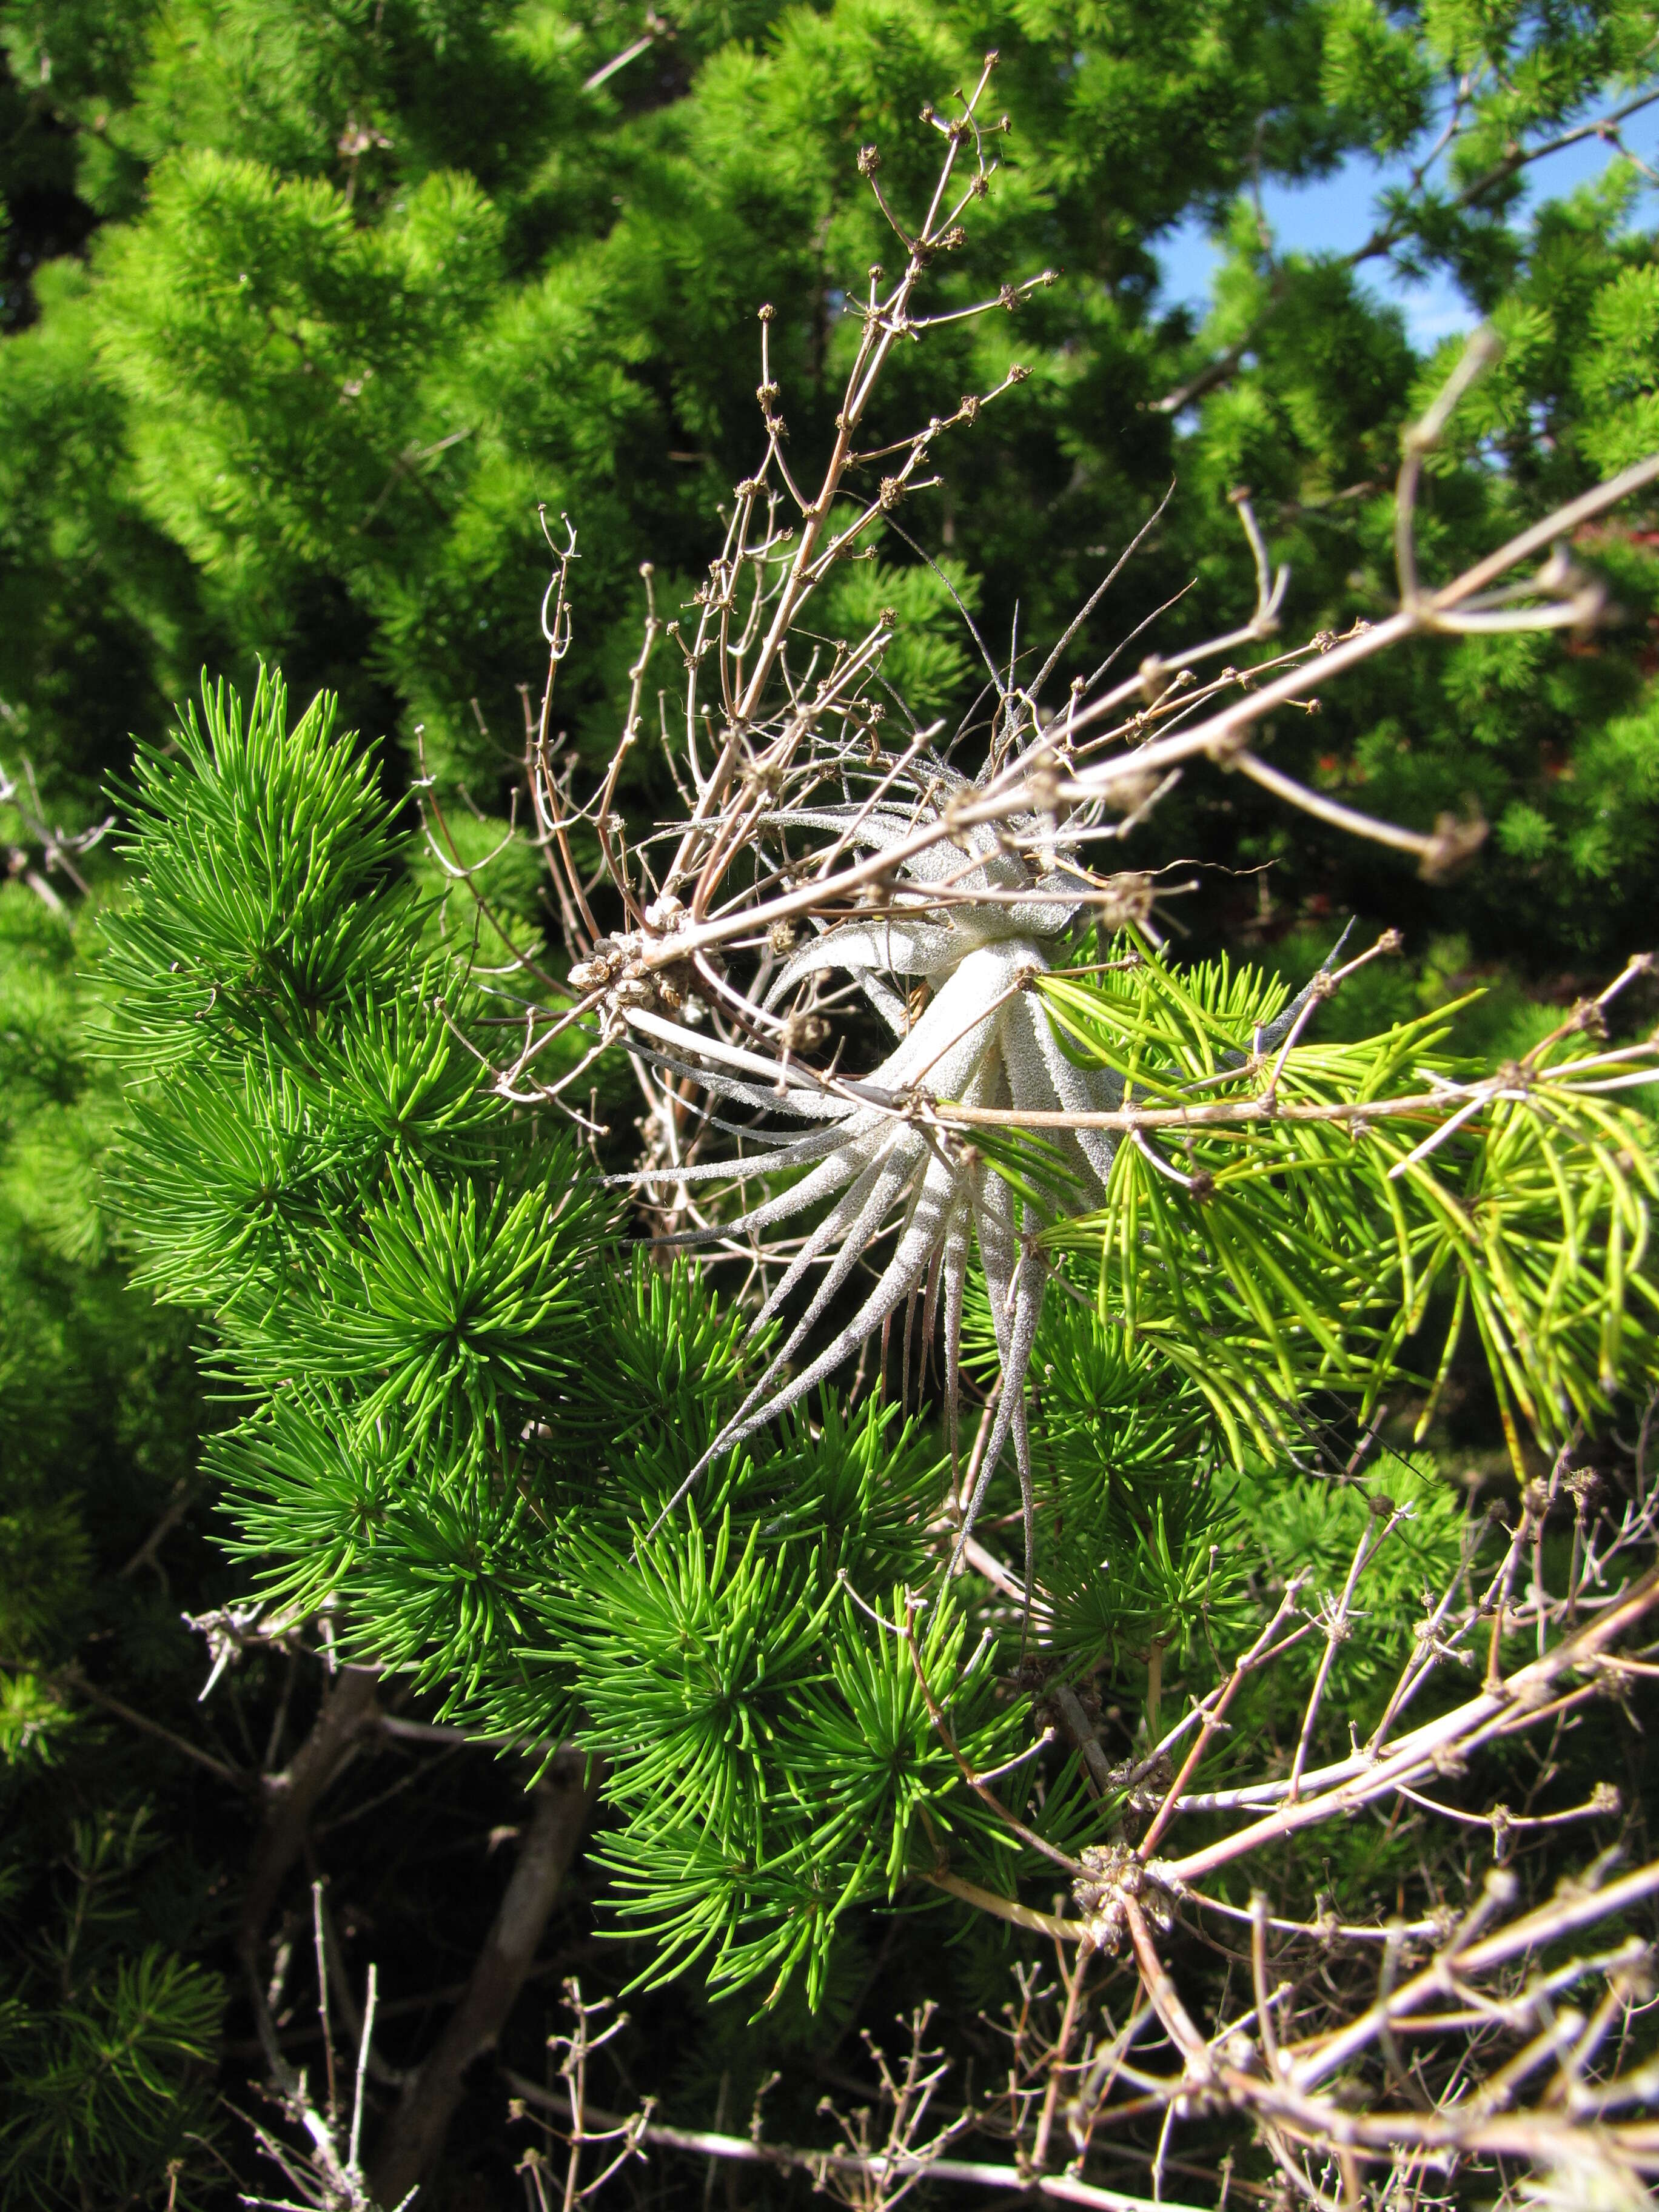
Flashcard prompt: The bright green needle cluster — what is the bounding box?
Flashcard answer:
[1039,938,1659,1472]
[102,675,1065,2006]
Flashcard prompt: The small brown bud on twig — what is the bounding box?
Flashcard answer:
[1024,748,1061,813]
[779,1010,830,1051]
[757,302,776,322]
[1139,654,1171,705]
[857,144,880,175]
[568,940,621,993]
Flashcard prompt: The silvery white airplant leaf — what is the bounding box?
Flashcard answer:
[622,786,1121,1585]
[622,782,1341,1590]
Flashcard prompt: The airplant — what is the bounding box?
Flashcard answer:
[606,769,1351,1585]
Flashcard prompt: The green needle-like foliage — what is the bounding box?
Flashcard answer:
[99,674,1659,2019]
[105,677,413,1061]
[966,1284,1245,1678]
[591,1584,1021,2008]
[9,0,1659,975]
[0,882,226,2211]
[1040,936,1659,1470]
[1,1932,223,2212]
[102,674,1081,2003]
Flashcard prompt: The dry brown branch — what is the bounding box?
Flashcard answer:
[238,1832,392,2211]
[506,1991,1211,2212]
[240,1667,383,1991]
[369,1755,600,2207]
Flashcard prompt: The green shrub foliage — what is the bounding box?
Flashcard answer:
[102,674,1659,2022]
[5,0,1659,968]
[99,674,1054,2006]
[6,2,1659,2199]
[0,885,226,2210]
